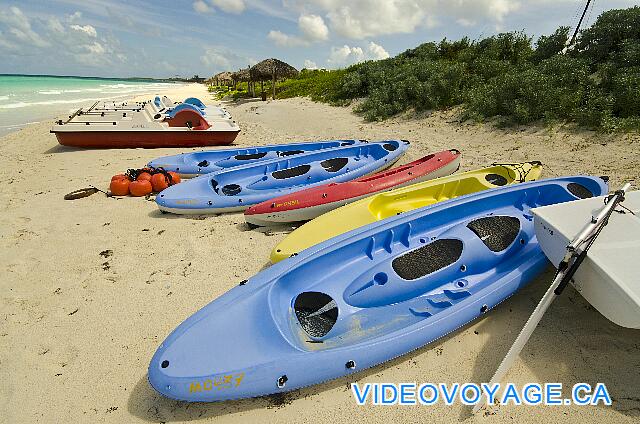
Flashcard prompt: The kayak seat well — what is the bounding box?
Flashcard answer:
[294,292,338,338]
[279,150,306,157]
[235,152,268,160]
[485,173,508,186]
[273,165,311,180]
[320,157,349,173]
[392,239,463,280]
[222,184,242,196]
[567,182,594,199]
[383,143,398,151]
[466,216,521,252]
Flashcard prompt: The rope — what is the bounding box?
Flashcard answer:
[64,185,111,200]
[125,166,175,184]
[491,161,543,183]
[584,0,597,30]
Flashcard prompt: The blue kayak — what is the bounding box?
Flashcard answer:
[148,176,608,401]
[155,140,409,214]
[148,139,367,177]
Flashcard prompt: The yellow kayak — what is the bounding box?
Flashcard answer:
[270,162,543,263]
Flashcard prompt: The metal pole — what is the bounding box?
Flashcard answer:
[473,183,631,414]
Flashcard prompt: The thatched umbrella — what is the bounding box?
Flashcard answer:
[231,68,253,94]
[232,68,250,82]
[213,71,234,87]
[250,58,298,100]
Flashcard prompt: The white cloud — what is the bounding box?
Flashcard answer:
[326,0,424,39]
[298,14,329,41]
[329,45,364,65]
[367,41,389,60]
[193,0,213,14]
[211,0,246,14]
[47,17,65,34]
[267,30,307,47]
[0,6,49,47]
[328,41,389,66]
[0,6,125,68]
[192,0,245,15]
[267,13,329,47]
[303,59,318,69]
[201,48,231,69]
[0,30,17,50]
[67,11,82,22]
[444,0,520,27]
[200,46,254,72]
[84,41,105,54]
[283,0,522,39]
[70,24,97,37]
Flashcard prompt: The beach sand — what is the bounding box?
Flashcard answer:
[1,83,639,423]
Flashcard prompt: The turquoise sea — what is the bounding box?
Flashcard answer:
[0,75,184,136]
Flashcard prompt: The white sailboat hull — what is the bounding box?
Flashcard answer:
[532,191,640,329]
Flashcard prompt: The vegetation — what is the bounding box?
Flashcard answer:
[276,6,640,131]
[209,83,254,100]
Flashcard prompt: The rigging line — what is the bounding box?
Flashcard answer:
[562,0,593,54]
[584,0,597,30]
[569,0,593,47]
[569,1,584,28]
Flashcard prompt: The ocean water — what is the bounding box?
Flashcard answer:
[0,75,184,136]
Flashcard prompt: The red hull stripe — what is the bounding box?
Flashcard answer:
[53,130,240,149]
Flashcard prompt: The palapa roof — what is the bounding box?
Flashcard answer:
[250,58,298,81]
[232,68,251,82]
[213,71,234,82]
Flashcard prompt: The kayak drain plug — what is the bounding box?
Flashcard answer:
[161,360,169,368]
[480,304,489,313]
[277,375,288,388]
[345,360,356,369]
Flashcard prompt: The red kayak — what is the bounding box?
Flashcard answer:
[244,149,461,226]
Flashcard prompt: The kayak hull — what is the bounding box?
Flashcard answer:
[270,162,543,263]
[148,139,367,177]
[148,176,608,402]
[244,150,461,226]
[156,140,409,214]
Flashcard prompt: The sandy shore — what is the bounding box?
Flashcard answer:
[1,83,639,423]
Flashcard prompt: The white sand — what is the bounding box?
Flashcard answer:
[1,83,639,423]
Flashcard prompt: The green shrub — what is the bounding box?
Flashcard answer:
[272,6,640,131]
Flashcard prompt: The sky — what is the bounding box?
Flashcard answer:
[0,0,638,78]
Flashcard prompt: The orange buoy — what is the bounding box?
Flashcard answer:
[111,173,128,181]
[151,173,170,192]
[167,171,181,185]
[129,180,153,197]
[137,172,152,182]
[110,178,130,196]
